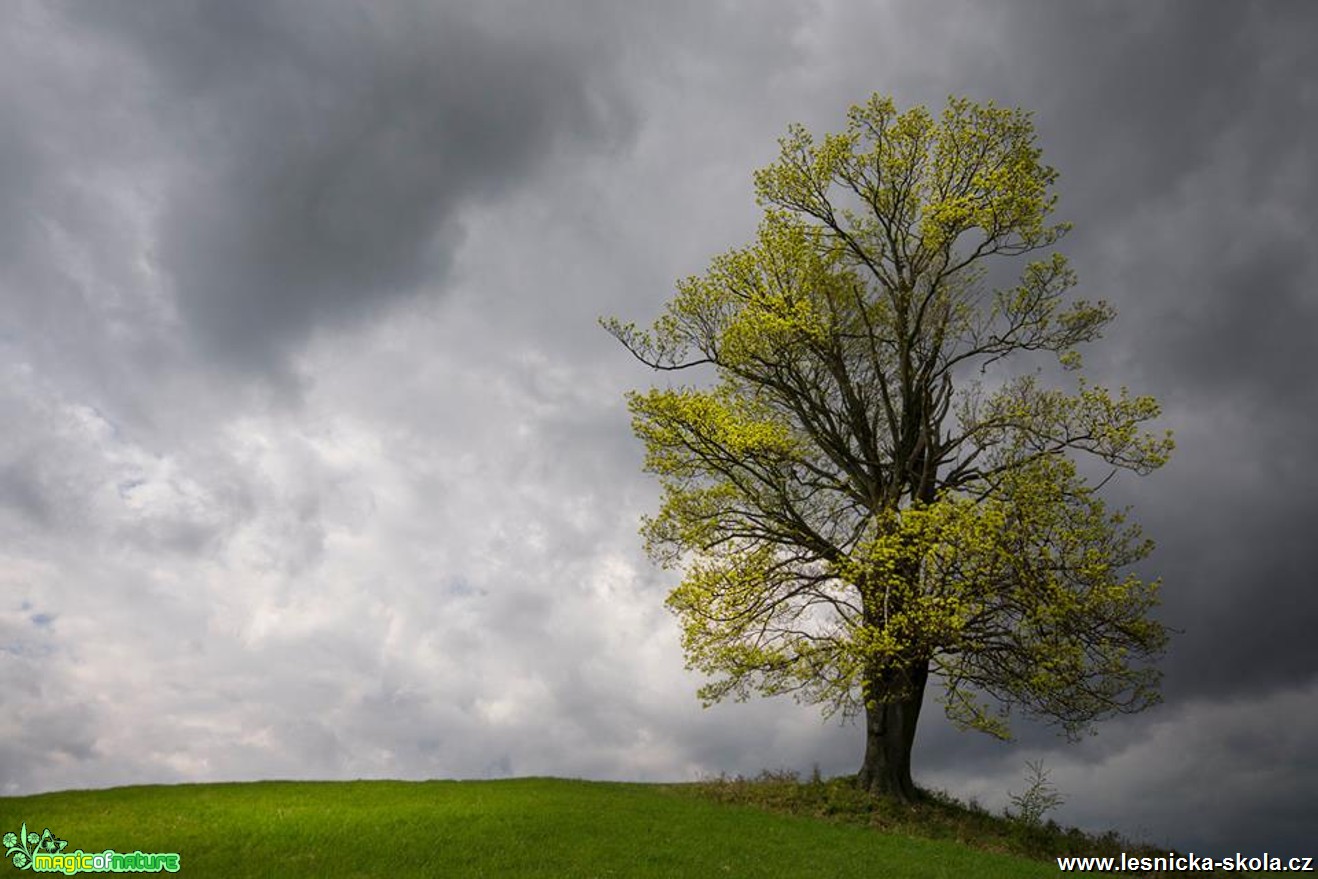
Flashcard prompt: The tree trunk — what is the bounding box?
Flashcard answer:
[855,659,929,802]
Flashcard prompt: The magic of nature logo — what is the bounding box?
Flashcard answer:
[4,824,180,874]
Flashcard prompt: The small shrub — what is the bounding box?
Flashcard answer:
[1005,760,1065,827]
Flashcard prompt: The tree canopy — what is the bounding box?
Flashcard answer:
[603,94,1174,799]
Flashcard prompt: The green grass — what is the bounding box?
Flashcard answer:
[679,770,1128,863]
[0,777,1102,877]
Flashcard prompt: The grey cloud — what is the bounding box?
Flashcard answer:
[10,1,630,392]
[1110,423,1318,702]
[99,1,625,381]
[937,0,1318,232]
[0,455,54,528]
[1148,243,1318,405]
[926,681,1318,858]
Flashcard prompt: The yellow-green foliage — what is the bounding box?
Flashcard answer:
[603,94,1173,740]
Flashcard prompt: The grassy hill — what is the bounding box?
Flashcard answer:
[1,776,1105,877]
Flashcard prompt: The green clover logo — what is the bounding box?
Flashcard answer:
[3,823,64,871]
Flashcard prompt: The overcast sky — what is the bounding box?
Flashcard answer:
[2,0,1315,859]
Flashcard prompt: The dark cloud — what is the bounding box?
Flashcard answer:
[1020,2,1295,202]
[1,1,629,401]
[987,1,1318,715]
[1151,242,1318,405]
[71,1,627,383]
[1108,411,1318,703]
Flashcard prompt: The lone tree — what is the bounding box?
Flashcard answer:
[603,95,1173,802]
